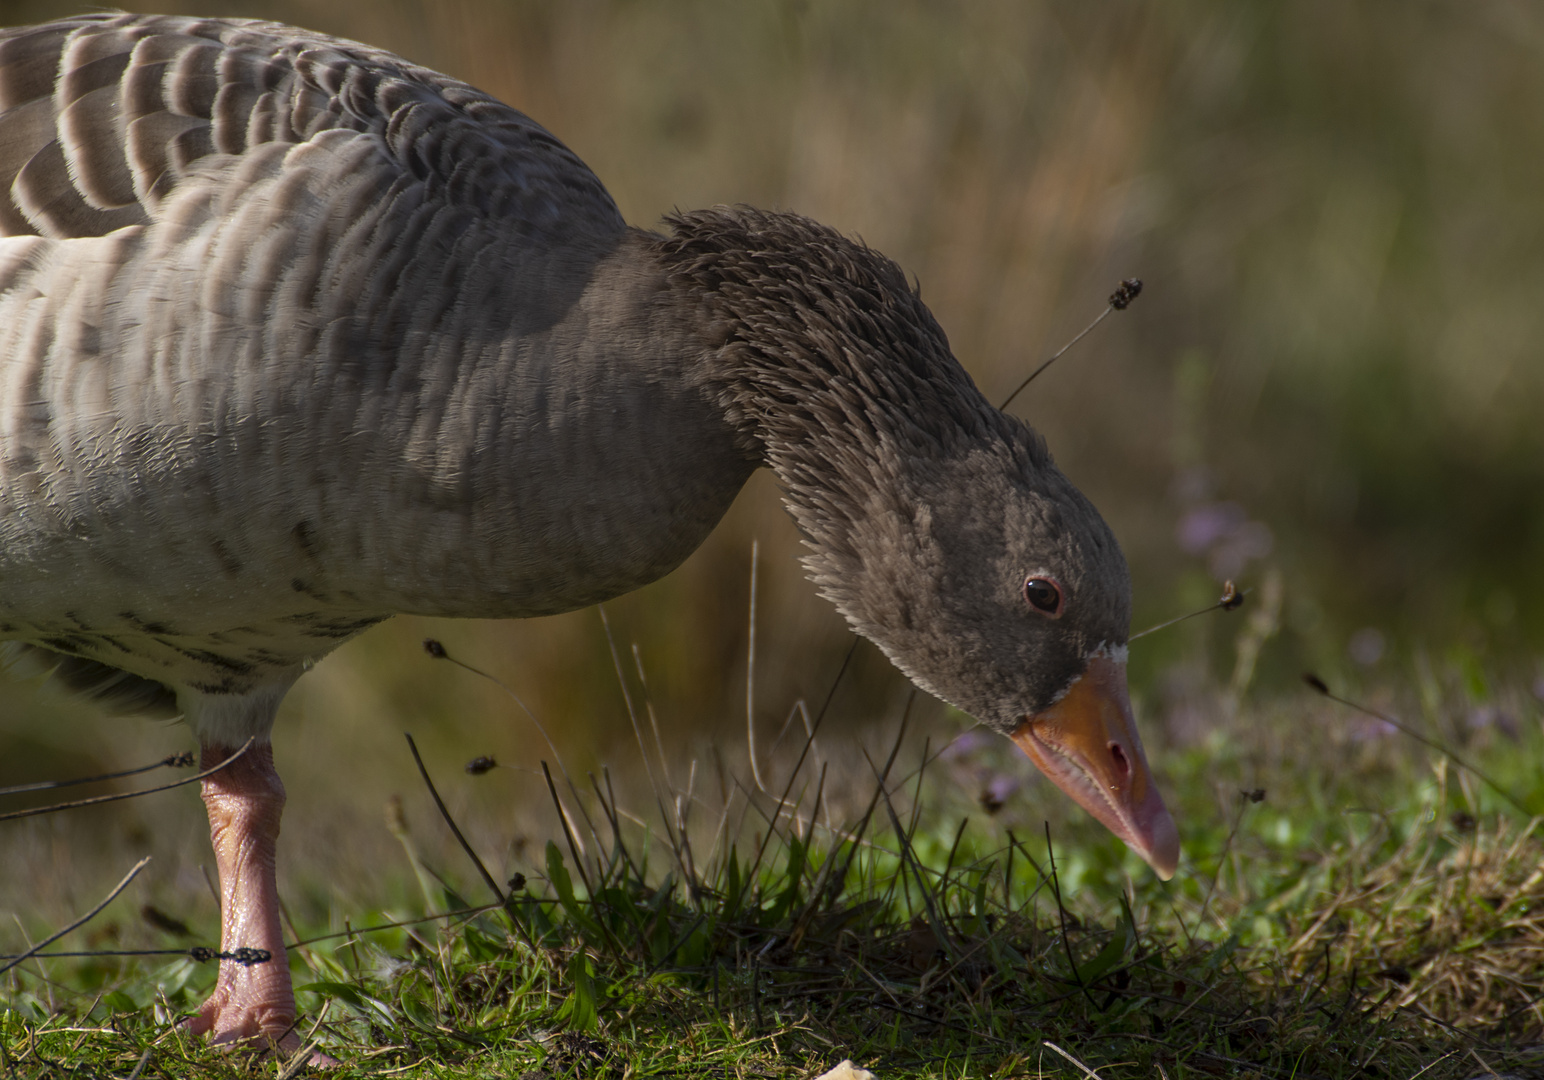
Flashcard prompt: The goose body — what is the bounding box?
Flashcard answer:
[0,13,1178,1049]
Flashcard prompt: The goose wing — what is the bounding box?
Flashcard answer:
[0,12,623,241]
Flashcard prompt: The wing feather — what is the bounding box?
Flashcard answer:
[0,96,54,232]
[125,110,208,206]
[163,39,221,117]
[58,85,139,208]
[0,13,623,241]
[0,27,69,110]
[13,138,147,236]
[0,642,181,718]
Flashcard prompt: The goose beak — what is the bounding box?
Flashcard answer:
[1009,654,1180,880]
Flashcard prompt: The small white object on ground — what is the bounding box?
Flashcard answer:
[814,1061,876,1080]
[815,1063,876,1080]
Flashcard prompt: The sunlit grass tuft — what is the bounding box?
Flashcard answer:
[3,658,1543,1078]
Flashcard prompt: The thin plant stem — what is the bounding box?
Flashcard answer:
[0,738,256,823]
[0,752,193,797]
[746,538,765,791]
[0,858,151,976]
[403,733,506,907]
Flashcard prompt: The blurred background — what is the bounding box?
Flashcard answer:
[1,0,1541,925]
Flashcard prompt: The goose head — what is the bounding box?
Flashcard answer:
[822,433,1181,881]
[660,206,1180,879]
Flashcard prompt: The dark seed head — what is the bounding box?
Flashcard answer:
[1109,278,1143,310]
[1302,673,1329,695]
[1220,580,1245,611]
[464,755,498,775]
[423,638,447,659]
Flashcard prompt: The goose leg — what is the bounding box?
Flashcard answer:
[186,742,299,1049]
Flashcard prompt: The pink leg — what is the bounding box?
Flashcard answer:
[186,742,299,1050]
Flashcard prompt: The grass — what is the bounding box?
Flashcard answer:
[2,644,1543,1079]
[0,3,1539,1074]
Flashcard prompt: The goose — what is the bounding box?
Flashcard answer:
[0,13,1179,1049]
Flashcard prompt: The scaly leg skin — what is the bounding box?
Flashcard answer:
[186,742,300,1051]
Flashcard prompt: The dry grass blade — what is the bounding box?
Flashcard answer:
[0,857,150,976]
[541,760,594,899]
[403,732,506,907]
[813,689,916,923]
[597,605,669,814]
[1304,674,1534,816]
[746,538,765,791]
[124,1046,152,1080]
[998,278,1140,411]
[286,902,504,949]
[1042,1039,1108,1080]
[1195,789,1257,933]
[1130,580,1246,640]
[0,738,255,823]
[421,638,574,788]
[1041,823,1100,1012]
[0,752,194,797]
[735,638,860,891]
[871,757,956,964]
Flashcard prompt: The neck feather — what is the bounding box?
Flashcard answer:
[655,205,1052,619]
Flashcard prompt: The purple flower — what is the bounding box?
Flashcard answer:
[1466,706,1519,740]
[1175,502,1274,581]
[1348,628,1385,666]
[1176,502,1247,554]
[1352,717,1399,742]
[985,772,1023,804]
[939,729,993,760]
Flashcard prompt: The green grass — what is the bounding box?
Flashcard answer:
[2,3,1541,1073]
[3,663,1543,1078]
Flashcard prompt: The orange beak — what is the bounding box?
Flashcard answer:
[1010,653,1180,879]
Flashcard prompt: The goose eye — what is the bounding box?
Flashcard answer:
[1022,577,1063,617]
